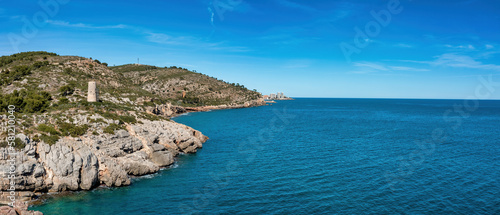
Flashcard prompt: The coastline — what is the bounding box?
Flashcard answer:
[0,99,267,214]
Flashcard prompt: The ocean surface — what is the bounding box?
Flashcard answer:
[32,98,499,214]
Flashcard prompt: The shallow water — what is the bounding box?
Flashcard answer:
[32,98,500,214]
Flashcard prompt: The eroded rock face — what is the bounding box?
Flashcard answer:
[36,139,100,192]
[98,157,130,187]
[0,119,208,205]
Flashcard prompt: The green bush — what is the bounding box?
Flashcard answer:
[40,134,60,145]
[32,61,49,69]
[0,89,52,113]
[37,124,61,135]
[0,51,57,67]
[14,138,25,149]
[0,138,25,149]
[59,85,74,96]
[103,123,124,135]
[98,111,136,124]
[58,122,89,137]
[0,65,31,85]
[58,97,69,104]
[119,115,137,124]
[63,68,73,75]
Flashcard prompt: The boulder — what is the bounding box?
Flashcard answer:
[151,151,174,167]
[98,157,130,187]
[0,206,17,215]
[118,151,159,176]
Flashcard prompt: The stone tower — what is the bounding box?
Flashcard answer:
[87,81,99,102]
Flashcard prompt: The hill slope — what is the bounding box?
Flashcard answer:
[0,51,265,207]
[1,51,262,109]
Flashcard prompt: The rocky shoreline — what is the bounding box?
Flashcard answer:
[0,99,266,214]
[146,98,267,118]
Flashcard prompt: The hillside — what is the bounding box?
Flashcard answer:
[0,51,264,207]
[1,51,262,108]
[0,51,263,146]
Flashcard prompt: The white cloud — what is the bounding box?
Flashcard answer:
[444,44,475,50]
[47,20,127,29]
[432,53,500,70]
[402,53,500,71]
[146,32,250,52]
[351,62,430,74]
[389,66,429,72]
[486,44,494,49]
[354,62,389,71]
[350,70,376,74]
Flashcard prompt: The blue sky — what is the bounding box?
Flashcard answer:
[1,0,500,99]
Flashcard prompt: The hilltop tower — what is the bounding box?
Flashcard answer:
[87,81,99,102]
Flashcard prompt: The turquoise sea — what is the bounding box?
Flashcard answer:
[32,98,500,214]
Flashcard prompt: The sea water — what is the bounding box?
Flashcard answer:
[32,98,500,214]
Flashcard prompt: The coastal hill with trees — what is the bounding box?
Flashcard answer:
[0,51,264,210]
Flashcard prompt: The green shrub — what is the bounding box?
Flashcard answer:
[0,65,31,85]
[89,118,106,124]
[14,138,25,149]
[64,68,73,75]
[118,115,137,124]
[32,61,49,69]
[0,89,52,113]
[40,134,60,145]
[37,124,61,135]
[0,138,25,149]
[0,51,57,68]
[58,97,69,104]
[59,85,74,96]
[58,122,89,137]
[97,111,136,124]
[103,123,124,135]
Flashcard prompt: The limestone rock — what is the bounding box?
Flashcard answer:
[98,157,130,187]
[0,118,208,207]
[38,139,99,192]
[118,151,159,176]
[0,206,17,215]
[151,151,174,167]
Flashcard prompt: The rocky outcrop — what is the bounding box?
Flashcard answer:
[184,98,266,112]
[146,99,266,118]
[0,202,43,214]
[37,139,99,192]
[146,103,187,118]
[0,119,207,205]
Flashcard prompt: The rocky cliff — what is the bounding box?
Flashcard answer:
[0,119,207,205]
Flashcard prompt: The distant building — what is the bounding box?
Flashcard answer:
[87,81,99,102]
[265,92,290,100]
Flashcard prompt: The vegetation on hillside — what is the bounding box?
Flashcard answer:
[0,51,262,147]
